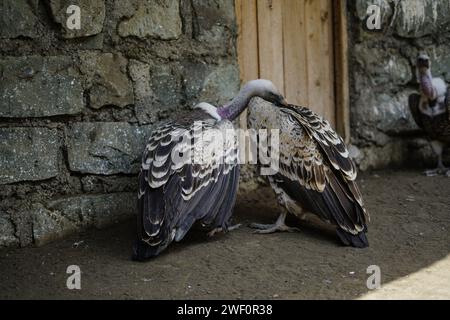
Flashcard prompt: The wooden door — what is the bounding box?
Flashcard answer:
[235,0,349,139]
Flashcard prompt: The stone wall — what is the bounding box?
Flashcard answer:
[347,0,450,170]
[0,0,239,247]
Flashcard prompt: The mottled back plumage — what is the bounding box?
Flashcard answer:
[248,97,369,247]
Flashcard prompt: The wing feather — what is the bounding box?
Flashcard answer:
[281,106,355,179]
[135,117,239,259]
[279,105,367,221]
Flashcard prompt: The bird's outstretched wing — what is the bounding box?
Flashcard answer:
[136,119,239,258]
[275,105,368,240]
[408,93,424,129]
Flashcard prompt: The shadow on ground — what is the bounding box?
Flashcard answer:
[0,171,449,299]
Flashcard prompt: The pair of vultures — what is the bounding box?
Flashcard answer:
[133,54,449,260]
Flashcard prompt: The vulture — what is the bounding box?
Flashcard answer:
[133,79,288,260]
[408,53,450,176]
[248,97,370,248]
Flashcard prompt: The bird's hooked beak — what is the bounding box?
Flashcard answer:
[276,95,289,107]
[417,55,430,69]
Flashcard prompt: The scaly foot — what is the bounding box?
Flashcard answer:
[249,222,300,234]
[424,167,450,176]
[207,223,241,237]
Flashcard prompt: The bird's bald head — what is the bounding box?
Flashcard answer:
[417,53,431,70]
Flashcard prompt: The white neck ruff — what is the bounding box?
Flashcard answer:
[194,102,222,121]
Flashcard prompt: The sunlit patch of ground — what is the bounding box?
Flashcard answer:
[359,254,450,300]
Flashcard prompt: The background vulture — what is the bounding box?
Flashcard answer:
[408,53,450,176]
[133,80,287,260]
[248,97,370,248]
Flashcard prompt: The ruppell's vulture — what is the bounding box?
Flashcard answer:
[248,97,370,248]
[133,80,288,260]
[408,53,450,176]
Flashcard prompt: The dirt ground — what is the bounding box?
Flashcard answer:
[0,170,449,299]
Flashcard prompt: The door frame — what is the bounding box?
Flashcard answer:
[235,0,350,143]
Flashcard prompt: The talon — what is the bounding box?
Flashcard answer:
[249,223,273,230]
[424,167,450,176]
[227,223,242,231]
[249,212,299,234]
[207,223,241,237]
[424,169,439,177]
[253,228,277,234]
[207,227,222,237]
[250,222,300,234]
[284,226,301,233]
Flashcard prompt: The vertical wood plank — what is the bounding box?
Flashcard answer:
[305,0,335,126]
[320,0,335,125]
[305,0,325,119]
[333,0,350,142]
[282,0,308,106]
[235,0,259,130]
[257,0,284,94]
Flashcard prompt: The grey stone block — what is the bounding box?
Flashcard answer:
[0,0,42,39]
[192,0,235,43]
[0,56,84,118]
[353,88,418,137]
[151,64,183,107]
[31,204,77,247]
[67,122,153,175]
[0,211,19,247]
[129,59,184,124]
[0,128,59,184]
[183,60,240,107]
[394,0,450,38]
[79,52,134,109]
[355,0,393,25]
[430,45,450,82]
[47,192,136,230]
[354,46,412,86]
[118,0,182,40]
[31,192,135,246]
[349,141,407,171]
[50,0,106,38]
[129,59,154,124]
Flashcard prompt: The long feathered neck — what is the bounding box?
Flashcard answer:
[217,85,255,121]
[419,68,436,100]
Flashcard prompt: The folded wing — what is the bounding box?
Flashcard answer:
[135,119,240,259]
[275,105,369,245]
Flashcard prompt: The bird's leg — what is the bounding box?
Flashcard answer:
[439,155,450,177]
[425,141,448,176]
[227,223,242,232]
[207,223,242,237]
[249,211,300,234]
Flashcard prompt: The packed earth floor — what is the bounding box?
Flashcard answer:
[1,171,449,299]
